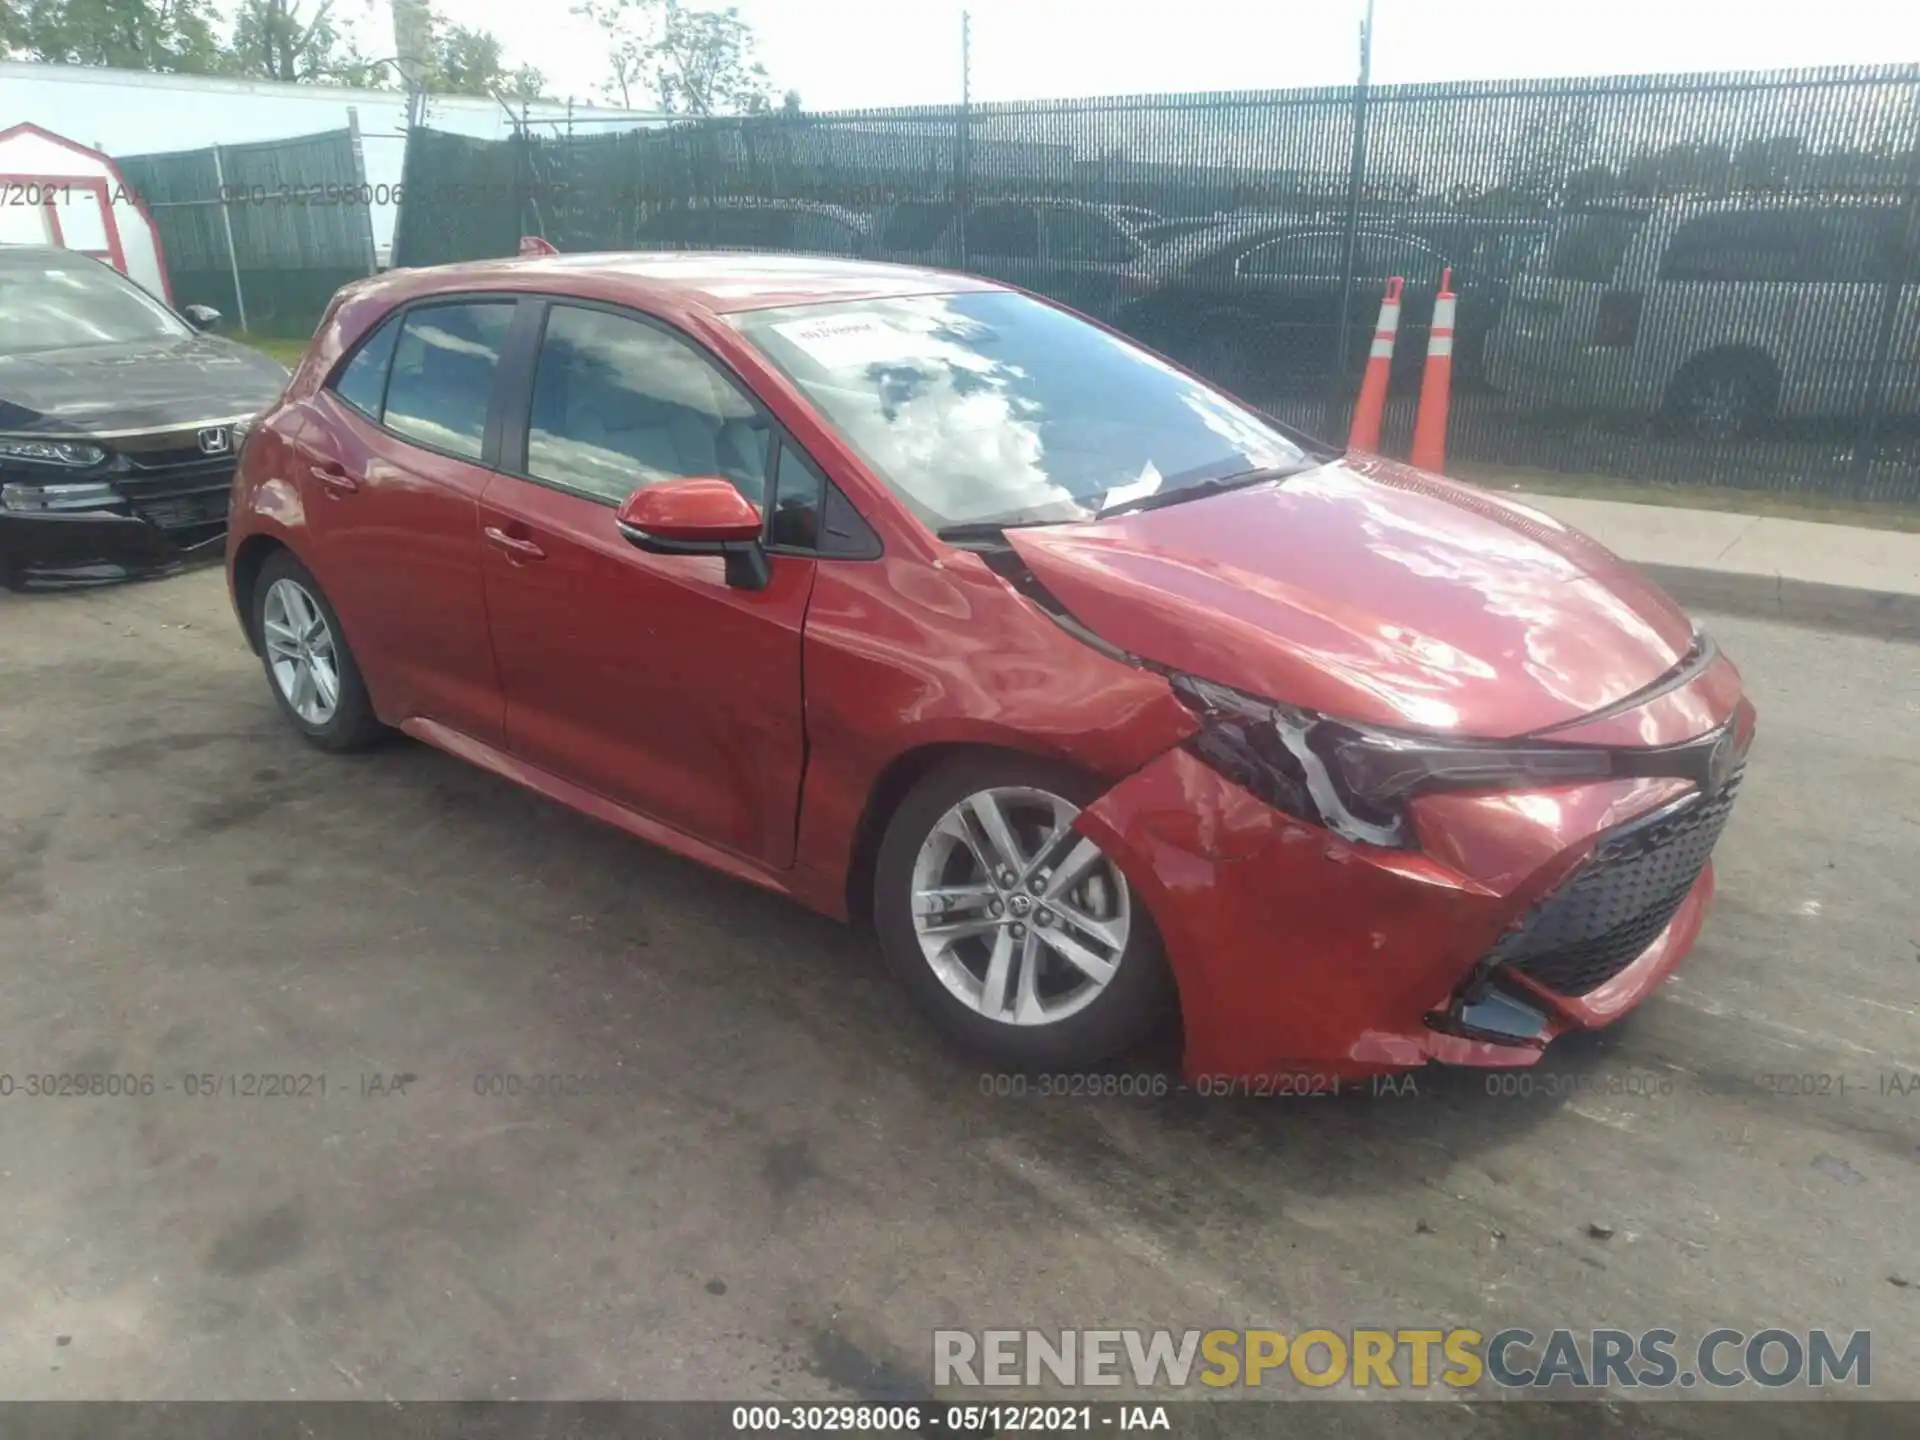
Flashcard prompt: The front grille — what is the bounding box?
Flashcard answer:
[1490,770,1742,996]
[115,443,236,535]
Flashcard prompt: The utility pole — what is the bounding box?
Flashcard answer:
[1328,0,1376,435]
[957,9,972,270]
[391,0,433,129]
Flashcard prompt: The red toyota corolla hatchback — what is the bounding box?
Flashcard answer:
[226,251,1754,1082]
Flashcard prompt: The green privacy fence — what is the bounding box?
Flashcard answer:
[117,128,378,338]
[393,65,1920,503]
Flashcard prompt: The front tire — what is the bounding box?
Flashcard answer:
[252,550,385,751]
[873,754,1174,1071]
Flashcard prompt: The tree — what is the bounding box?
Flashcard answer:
[4,0,540,91]
[573,0,773,115]
[571,0,650,109]
[223,0,354,82]
[9,0,225,72]
[3,0,31,54]
[427,19,545,99]
[649,1,769,116]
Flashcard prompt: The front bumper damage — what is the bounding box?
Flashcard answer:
[0,506,226,590]
[1,440,237,591]
[1076,701,1755,1083]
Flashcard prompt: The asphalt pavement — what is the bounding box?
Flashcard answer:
[0,566,1914,1435]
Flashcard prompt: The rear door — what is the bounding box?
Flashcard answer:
[291,297,517,744]
[475,299,814,866]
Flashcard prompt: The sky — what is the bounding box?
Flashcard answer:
[380,0,1920,113]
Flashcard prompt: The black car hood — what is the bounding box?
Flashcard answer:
[0,334,290,436]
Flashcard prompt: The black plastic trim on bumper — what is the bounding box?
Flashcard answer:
[0,509,222,591]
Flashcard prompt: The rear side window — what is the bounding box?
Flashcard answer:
[793,212,861,255]
[331,314,400,418]
[874,202,954,251]
[1044,208,1134,264]
[383,302,514,461]
[1356,233,1444,284]
[968,203,1040,261]
[1659,208,1897,284]
[1239,233,1346,277]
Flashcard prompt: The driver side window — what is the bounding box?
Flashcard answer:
[523,304,772,508]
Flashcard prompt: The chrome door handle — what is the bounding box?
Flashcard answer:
[310,464,359,495]
[483,526,547,561]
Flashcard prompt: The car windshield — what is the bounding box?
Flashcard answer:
[731,290,1311,531]
[0,251,191,353]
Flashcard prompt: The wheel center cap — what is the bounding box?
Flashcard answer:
[1009,894,1033,917]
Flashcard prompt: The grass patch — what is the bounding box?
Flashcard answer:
[234,333,312,369]
[1453,462,1920,535]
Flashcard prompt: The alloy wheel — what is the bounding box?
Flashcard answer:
[1677,372,1758,441]
[262,576,341,726]
[909,785,1132,1026]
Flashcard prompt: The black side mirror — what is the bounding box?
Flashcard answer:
[183,305,223,331]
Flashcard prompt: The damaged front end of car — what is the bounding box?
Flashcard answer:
[0,423,250,591]
[957,527,1755,1080]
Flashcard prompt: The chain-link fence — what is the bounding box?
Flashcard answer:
[117,126,380,338]
[391,64,1920,503]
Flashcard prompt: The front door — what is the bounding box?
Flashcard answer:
[477,300,814,867]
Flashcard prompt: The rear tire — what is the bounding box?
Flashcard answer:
[873,754,1174,1071]
[1660,354,1777,440]
[252,550,385,752]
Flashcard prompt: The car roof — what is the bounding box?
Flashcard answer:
[667,197,873,228]
[380,250,1000,315]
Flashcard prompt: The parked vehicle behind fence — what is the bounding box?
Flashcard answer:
[1483,200,1920,438]
[868,198,1161,321]
[1114,215,1544,403]
[633,199,872,258]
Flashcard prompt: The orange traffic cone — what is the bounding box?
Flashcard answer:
[1409,267,1457,473]
[1347,276,1404,454]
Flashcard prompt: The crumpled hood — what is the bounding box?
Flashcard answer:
[0,335,289,436]
[1005,457,1698,738]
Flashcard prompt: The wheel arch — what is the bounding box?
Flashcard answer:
[230,532,293,653]
[1662,342,1782,406]
[843,739,1117,926]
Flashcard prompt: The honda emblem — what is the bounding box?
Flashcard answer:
[197,426,232,456]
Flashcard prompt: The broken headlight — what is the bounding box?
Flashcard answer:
[1170,673,1612,849]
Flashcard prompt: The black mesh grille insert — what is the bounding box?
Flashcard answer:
[115,448,235,534]
[1491,771,1742,996]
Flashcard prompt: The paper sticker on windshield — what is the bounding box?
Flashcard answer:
[770,315,907,369]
